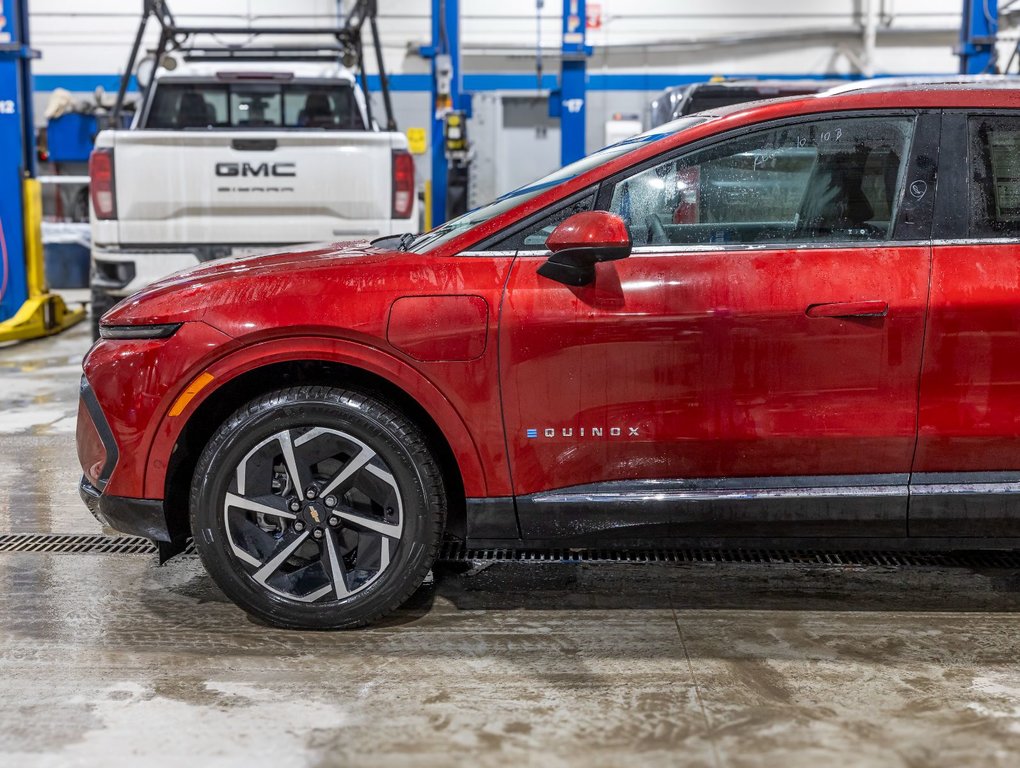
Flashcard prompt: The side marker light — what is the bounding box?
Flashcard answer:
[168,372,215,417]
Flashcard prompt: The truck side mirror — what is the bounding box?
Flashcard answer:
[537,211,632,287]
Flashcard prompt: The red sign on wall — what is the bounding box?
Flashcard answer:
[586,2,602,30]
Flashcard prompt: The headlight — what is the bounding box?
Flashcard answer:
[99,323,182,340]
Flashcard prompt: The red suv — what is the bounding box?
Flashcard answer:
[78,85,1020,629]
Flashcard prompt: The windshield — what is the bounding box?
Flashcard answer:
[408,115,710,253]
[682,87,821,117]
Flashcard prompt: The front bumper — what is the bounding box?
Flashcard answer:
[78,372,189,556]
[79,477,174,542]
[92,246,202,297]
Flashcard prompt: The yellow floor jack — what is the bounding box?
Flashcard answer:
[0,179,86,343]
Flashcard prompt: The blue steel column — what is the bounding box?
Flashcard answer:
[0,0,36,321]
[958,0,998,74]
[424,0,461,228]
[559,0,589,166]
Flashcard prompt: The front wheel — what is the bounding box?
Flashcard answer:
[190,386,446,629]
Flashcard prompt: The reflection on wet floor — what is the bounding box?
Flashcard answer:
[4,552,1020,767]
[0,321,87,435]
[0,322,100,537]
[3,319,1020,766]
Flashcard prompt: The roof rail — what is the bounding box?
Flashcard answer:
[112,0,396,131]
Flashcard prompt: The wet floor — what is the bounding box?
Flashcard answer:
[4,321,1020,766]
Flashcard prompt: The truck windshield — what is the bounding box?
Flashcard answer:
[145,81,365,130]
[409,115,710,253]
[682,87,821,117]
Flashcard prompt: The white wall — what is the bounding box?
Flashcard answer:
[25,1,984,162]
[29,0,968,81]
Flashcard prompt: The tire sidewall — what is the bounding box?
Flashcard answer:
[191,390,436,629]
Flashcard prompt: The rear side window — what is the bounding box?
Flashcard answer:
[968,116,1020,237]
[604,116,913,247]
[146,82,365,130]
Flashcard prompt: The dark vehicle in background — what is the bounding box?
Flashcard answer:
[649,79,840,126]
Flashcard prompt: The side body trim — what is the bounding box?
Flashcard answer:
[510,475,910,544]
[463,473,1020,547]
[909,472,1020,537]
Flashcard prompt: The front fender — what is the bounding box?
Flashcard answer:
[143,335,495,498]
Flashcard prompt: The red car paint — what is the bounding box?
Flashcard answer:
[78,86,1020,542]
[916,242,1020,472]
[500,243,930,495]
[546,210,630,250]
[386,295,489,362]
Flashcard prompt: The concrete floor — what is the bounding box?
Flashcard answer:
[4,320,1020,767]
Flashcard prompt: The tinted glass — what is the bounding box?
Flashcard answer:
[607,116,913,247]
[230,85,282,127]
[682,87,821,117]
[146,82,365,130]
[283,84,363,129]
[148,84,229,129]
[409,116,711,253]
[968,115,1020,236]
[490,193,596,250]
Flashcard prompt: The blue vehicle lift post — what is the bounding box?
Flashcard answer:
[553,0,591,167]
[420,0,464,228]
[957,0,998,74]
[0,0,84,341]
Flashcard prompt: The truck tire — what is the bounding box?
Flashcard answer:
[90,288,116,341]
[189,386,446,630]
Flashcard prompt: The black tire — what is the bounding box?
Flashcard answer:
[190,386,446,630]
[90,288,116,341]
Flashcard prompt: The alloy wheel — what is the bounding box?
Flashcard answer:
[222,426,404,603]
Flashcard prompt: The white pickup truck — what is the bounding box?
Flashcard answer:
[88,58,416,334]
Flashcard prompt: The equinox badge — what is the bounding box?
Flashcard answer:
[526,426,641,438]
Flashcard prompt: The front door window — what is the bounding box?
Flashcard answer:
[607,117,913,247]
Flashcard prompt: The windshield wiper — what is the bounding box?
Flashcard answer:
[396,232,418,252]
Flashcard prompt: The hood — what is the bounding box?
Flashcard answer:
[102,240,401,332]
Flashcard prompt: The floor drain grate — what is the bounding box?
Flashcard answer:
[1,533,1019,569]
[0,533,194,556]
[434,542,1020,569]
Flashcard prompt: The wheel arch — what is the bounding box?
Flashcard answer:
[151,340,485,542]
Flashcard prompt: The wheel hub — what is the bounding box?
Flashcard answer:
[222,426,405,603]
[295,498,341,530]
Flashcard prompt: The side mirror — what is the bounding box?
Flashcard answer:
[537,211,632,286]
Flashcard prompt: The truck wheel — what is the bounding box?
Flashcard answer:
[190,386,446,630]
[90,289,115,341]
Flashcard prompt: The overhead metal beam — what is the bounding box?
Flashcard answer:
[113,0,397,131]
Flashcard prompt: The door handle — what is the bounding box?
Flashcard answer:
[231,138,277,151]
[805,300,889,318]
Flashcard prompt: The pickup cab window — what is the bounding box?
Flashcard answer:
[146,81,365,130]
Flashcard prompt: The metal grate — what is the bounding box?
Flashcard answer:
[1,533,1020,569]
[434,542,1020,569]
[0,533,192,555]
